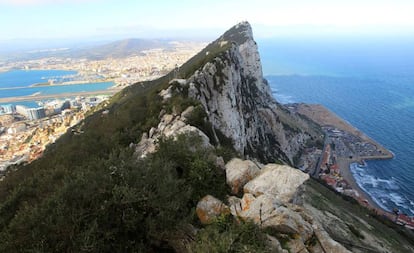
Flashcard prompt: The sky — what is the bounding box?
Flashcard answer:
[1,0,414,41]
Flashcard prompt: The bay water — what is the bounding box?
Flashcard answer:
[0,70,114,107]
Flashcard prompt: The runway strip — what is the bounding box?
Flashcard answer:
[0,88,122,103]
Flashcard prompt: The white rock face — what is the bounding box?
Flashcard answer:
[244,164,310,203]
[186,22,321,164]
[225,158,260,194]
[134,106,211,158]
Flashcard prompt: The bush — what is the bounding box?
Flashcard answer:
[0,133,229,252]
[189,216,270,253]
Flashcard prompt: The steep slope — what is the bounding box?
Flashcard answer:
[181,22,322,164]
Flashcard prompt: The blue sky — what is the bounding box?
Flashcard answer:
[1,0,414,40]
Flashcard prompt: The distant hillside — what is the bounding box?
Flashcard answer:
[70,38,173,59]
[1,38,181,61]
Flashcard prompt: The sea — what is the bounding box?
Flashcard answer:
[0,70,114,108]
[258,36,414,216]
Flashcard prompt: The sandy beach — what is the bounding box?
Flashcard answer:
[337,157,384,210]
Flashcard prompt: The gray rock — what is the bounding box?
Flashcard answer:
[244,164,309,203]
[225,158,260,194]
[135,133,156,158]
[229,193,313,242]
[287,238,310,253]
[215,156,226,171]
[265,235,289,253]
[312,222,352,253]
[186,22,322,163]
[181,106,195,120]
[196,195,230,225]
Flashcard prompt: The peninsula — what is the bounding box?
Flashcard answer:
[289,103,394,210]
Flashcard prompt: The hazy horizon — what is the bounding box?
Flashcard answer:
[1,0,414,41]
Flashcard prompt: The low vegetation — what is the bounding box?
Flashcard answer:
[0,40,266,251]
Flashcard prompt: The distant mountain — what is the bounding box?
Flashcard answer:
[0,38,179,61]
[69,38,173,59]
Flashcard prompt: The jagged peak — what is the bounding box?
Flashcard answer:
[219,21,254,45]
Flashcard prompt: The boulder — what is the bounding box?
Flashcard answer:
[196,195,230,225]
[135,133,156,158]
[265,235,289,253]
[159,85,173,100]
[225,158,260,194]
[229,193,275,224]
[244,164,309,203]
[286,238,309,253]
[181,106,195,120]
[229,193,313,241]
[312,223,352,253]
[262,205,313,241]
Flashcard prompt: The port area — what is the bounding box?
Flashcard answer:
[287,103,414,228]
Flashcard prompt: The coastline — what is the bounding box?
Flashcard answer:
[295,103,394,159]
[337,157,384,211]
[293,103,394,215]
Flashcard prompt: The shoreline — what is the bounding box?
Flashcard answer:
[292,103,395,215]
[337,157,385,211]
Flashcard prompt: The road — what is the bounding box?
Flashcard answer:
[311,133,329,178]
[0,88,122,103]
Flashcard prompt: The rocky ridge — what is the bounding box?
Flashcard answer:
[136,22,322,164]
[130,22,414,252]
[197,158,351,253]
[185,22,322,164]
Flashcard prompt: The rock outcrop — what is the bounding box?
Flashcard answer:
[243,164,309,203]
[196,195,230,225]
[197,159,351,253]
[183,22,322,164]
[134,92,211,158]
[225,158,261,194]
[135,22,322,164]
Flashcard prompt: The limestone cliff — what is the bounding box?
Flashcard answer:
[184,22,321,164]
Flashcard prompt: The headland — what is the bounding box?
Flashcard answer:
[289,103,394,213]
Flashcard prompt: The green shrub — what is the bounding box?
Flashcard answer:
[189,217,270,253]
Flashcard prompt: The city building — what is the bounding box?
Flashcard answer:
[61,100,71,110]
[1,104,16,114]
[26,107,46,120]
[16,105,28,117]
